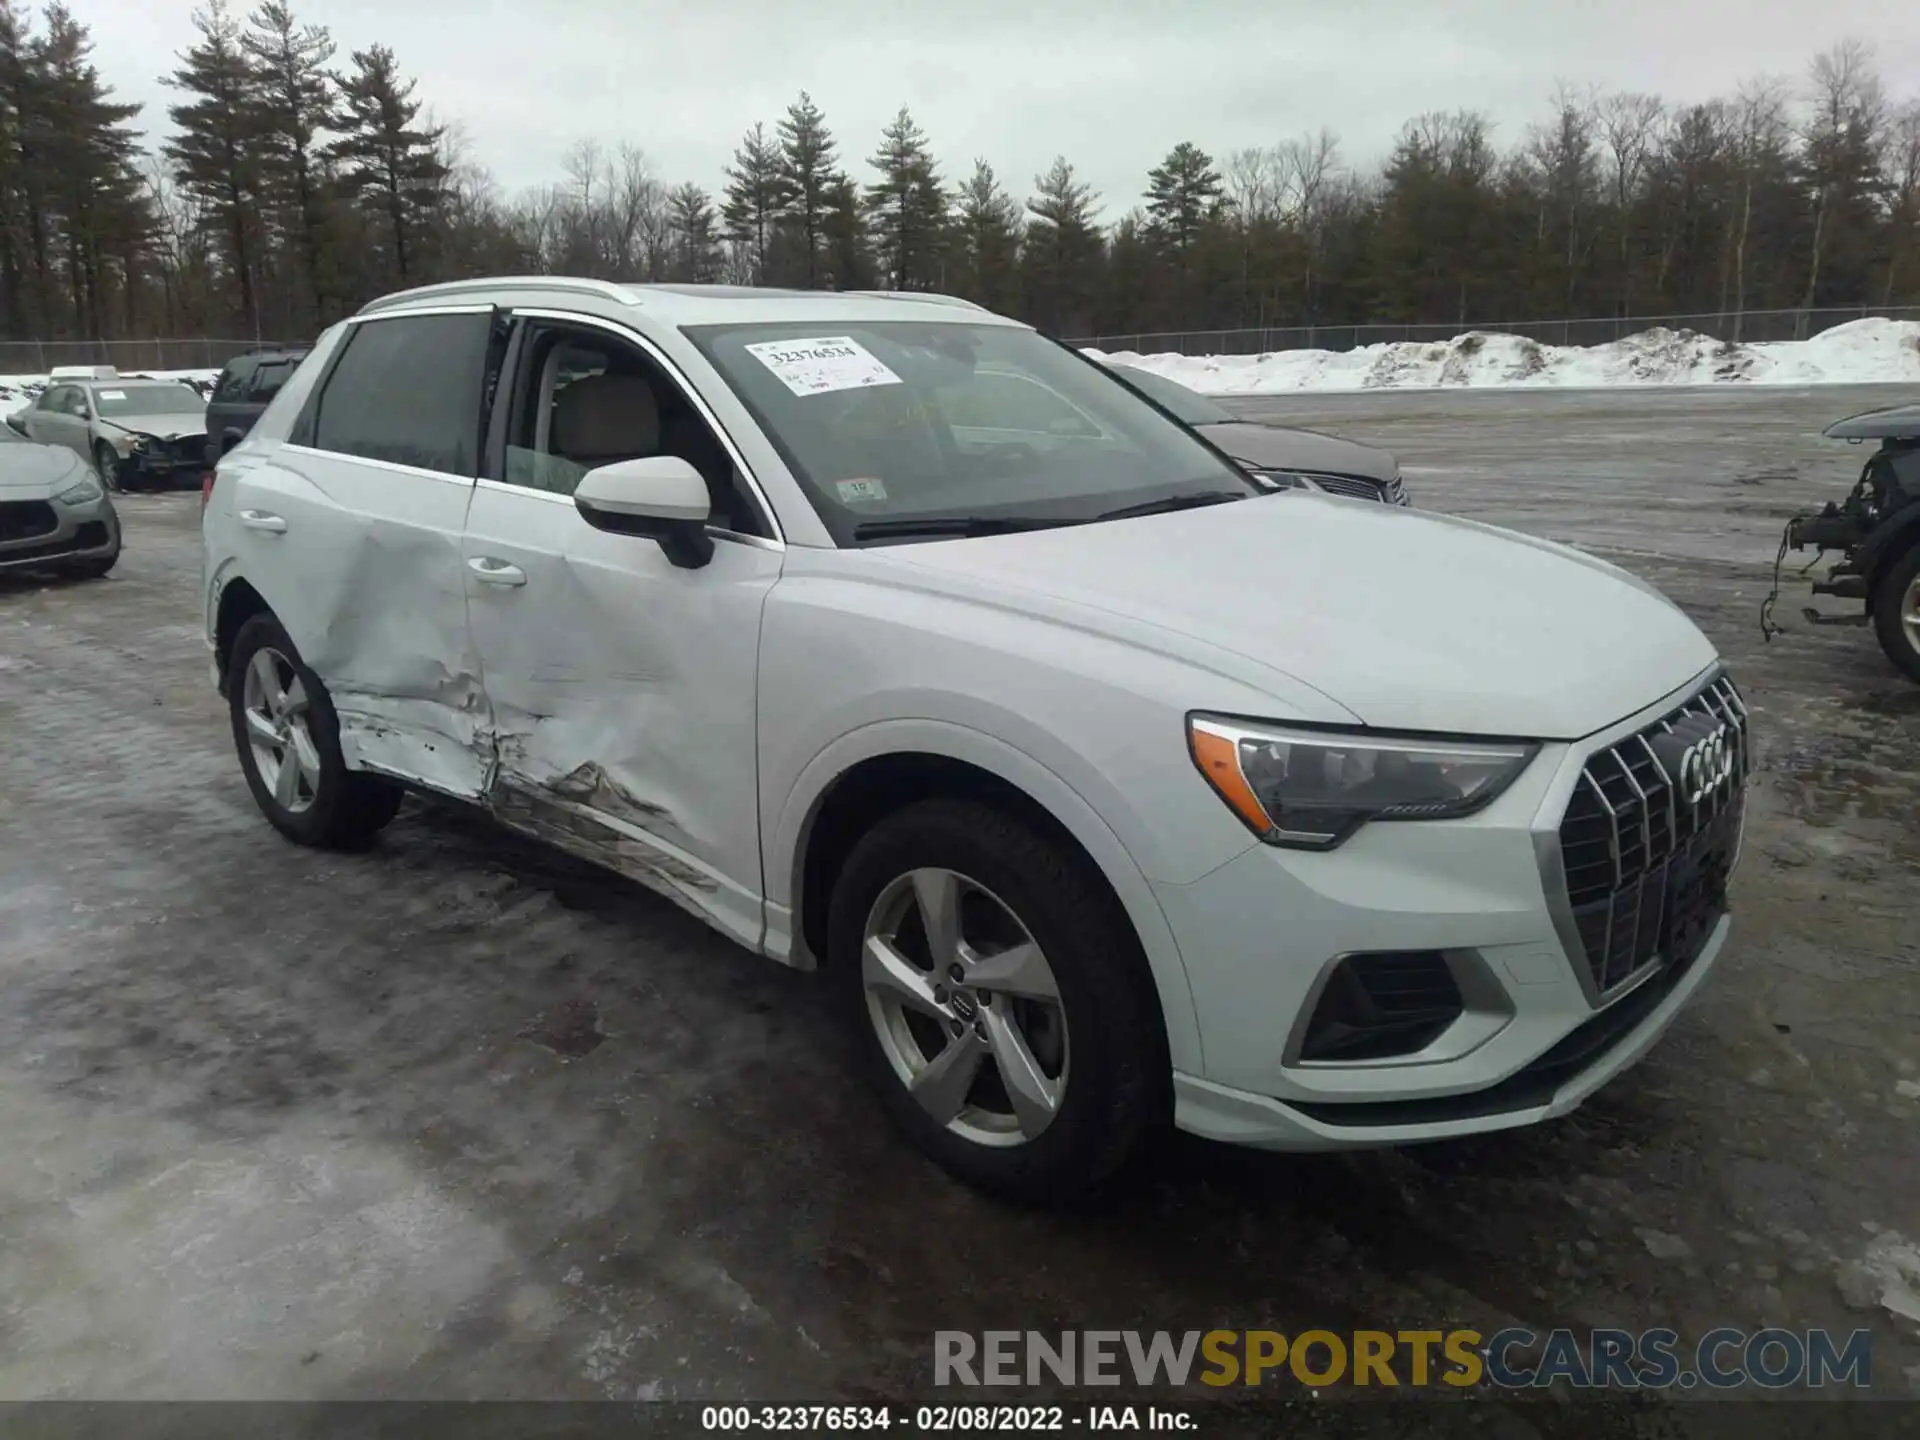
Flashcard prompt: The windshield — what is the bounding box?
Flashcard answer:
[92,383,206,419]
[1106,364,1237,426]
[682,321,1253,544]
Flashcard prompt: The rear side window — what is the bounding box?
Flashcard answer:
[212,360,255,402]
[248,361,297,403]
[309,313,489,476]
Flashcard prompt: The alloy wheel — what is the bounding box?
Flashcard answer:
[1903,573,1920,657]
[241,645,322,815]
[862,867,1070,1147]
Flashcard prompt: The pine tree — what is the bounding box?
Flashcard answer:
[775,91,842,286]
[1144,141,1223,252]
[243,0,335,324]
[33,5,148,337]
[866,105,946,290]
[667,181,721,282]
[821,173,873,290]
[720,121,786,285]
[1022,157,1103,334]
[328,43,446,286]
[164,0,267,332]
[951,159,1022,313]
[0,0,34,334]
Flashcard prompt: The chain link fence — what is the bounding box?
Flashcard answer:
[1069,306,1920,357]
[0,337,305,376]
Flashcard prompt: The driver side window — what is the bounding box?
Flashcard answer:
[493,321,772,539]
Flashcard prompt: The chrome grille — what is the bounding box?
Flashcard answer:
[1556,673,1749,996]
[1304,472,1391,503]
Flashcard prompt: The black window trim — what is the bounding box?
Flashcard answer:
[498,306,784,549]
[288,303,496,482]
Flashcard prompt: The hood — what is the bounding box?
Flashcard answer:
[102,412,206,441]
[1824,402,1920,442]
[875,495,1716,740]
[1197,420,1398,482]
[0,441,88,495]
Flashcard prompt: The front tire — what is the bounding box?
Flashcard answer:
[228,613,404,849]
[827,799,1168,1205]
[93,441,124,493]
[1872,544,1920,684]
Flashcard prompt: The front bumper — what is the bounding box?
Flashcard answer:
[1154,667,1743,1148]
[1174,914,1729,1149]
[0,495,120,572]
[103,435,208,490]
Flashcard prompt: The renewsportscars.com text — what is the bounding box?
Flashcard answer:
[933,1327,1873,1390]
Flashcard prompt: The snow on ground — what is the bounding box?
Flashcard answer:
[1088,317,1920,396]
[3,316,1917,413]
[0,368,220,413]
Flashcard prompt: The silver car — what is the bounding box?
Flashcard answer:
[16,368,209,492]
[0,422,120,579]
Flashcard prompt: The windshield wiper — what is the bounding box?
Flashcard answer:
[851,515,1077,541]
[1094,491,1248,522]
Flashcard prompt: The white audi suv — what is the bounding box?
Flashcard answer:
[201,279,1748,1202]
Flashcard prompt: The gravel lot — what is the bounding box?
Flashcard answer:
[2,385,1917,1427]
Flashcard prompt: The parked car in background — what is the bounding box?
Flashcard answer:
[0,419,120,578]
[204,279,1744,1203]
[204,347,311,471]
[1101,360,1409,505]
[17,367,209,492]
[1772,400,1920,682]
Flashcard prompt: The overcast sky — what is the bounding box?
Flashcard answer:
[84,0,1920,219]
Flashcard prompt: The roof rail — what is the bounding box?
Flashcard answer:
[355,275,640,316]
[846,290,989,312]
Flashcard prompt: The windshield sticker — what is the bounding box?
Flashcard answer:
[744,336,902,397]
[98,390,126,400]
[834,477,889,504]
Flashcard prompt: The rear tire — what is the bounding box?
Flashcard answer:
[826,798,1168,1206]
[228,613,404,849]
[1871,543,1920,684]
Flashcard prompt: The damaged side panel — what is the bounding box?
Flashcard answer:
[227,449,495,799]
[461,481,782,954]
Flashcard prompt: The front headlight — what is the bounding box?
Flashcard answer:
[1188,715,1537,849]
[54,473,104,505]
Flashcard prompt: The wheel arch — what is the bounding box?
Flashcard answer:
[773,720,1204,1075]
[213,575,273,696]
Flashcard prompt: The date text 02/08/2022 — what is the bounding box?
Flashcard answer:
[700,1404,1195,1431]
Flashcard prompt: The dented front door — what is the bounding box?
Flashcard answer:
[461,480,781,951]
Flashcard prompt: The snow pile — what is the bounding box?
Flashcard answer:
[1087,317,1920,395]
[0,368,220,412]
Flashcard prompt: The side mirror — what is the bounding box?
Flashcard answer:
[573,455,714,569]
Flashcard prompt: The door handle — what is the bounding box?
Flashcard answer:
[467,556,527,587]
[239,509,286,534]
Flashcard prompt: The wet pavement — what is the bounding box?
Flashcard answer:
[2,386,1918,1429]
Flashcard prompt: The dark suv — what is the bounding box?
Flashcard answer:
[204,347,310,470]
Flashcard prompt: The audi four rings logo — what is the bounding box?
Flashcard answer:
[1678,723,1735,807]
